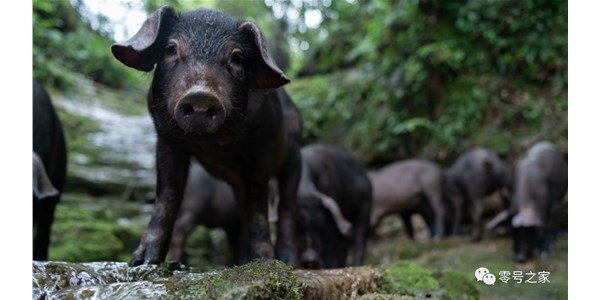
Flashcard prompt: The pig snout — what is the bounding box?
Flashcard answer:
[301,248,321,269]
[174,89,226,134]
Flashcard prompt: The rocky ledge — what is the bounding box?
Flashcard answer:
[32,259,479,299]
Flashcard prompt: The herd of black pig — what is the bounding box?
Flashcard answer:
[33,6,567,269]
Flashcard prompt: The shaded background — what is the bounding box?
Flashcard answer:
[32,0,567,299]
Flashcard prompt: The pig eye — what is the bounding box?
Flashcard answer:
[230,49,244,66]
[165,44,178,56]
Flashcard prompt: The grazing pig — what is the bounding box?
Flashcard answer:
[443,148,510,241]
[112,6,302,266]
[297,144,372,269]
[33,79,67,260]
[511,141,567,263]
[169,163,242,265]
[369,159,445,240]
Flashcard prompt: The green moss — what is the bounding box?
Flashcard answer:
[435,271,480,300]
[162,259,302,299]
[50,221,124,262]
[360,294,416,300]
[366,234,568,300]
[56,108,105,169]
[378,261,441,298]
[48,202,145,263]
[373,261,481,299]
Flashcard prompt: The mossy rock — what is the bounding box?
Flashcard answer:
[377,261,442,298]
[435,271,480,300]
[375,261,479,299]
[359,294,417,300]
[33,259,302,300]
[162,259,302,299]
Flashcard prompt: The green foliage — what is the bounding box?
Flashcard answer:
[33,0,144,90]
[49,203,143,262]
[33,0,567,165]
[436,271,481,300]
[378,261,442,298]
[285,0,567,163]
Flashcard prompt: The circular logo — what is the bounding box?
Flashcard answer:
[475,267,490,281]
[483,273,496,285]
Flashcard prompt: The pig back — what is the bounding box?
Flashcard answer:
[301,144,371,221]
[371,159,442,213]
[447,148,508,197]
[513,141,567,218]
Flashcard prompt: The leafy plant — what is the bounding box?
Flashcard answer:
[33,0,144,91]
[283,0,567,164]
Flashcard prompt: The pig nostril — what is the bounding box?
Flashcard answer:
[175,90,225,134]
[181,104,194,116]
[206,107,218,119]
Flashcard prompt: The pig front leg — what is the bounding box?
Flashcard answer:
[275,152,301,267]
[169,209,196,264]
[225,226,244,265]
[351,200,371,266]
[241,172,275,261]
[449,194,464,236]
[130,138,190,266]
[469,196,484,242]
[33,197,58,260]
[428,191,445,240]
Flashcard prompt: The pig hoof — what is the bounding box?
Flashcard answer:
[129,256,163,267]
[129,246,163,266]
[129,257,144,267]
[276,251,298,268]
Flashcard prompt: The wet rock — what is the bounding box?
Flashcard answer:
[32,259,300,300]
[32,260,479,299]
[32,261,179,299]
[49,78,156,199]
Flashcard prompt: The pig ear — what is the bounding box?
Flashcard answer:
[33,153,59,199]
[511,208,543,227]
[111,5,177,72]
[485,209,510,230]
[317,192,353,237]
[238,22,290,89]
